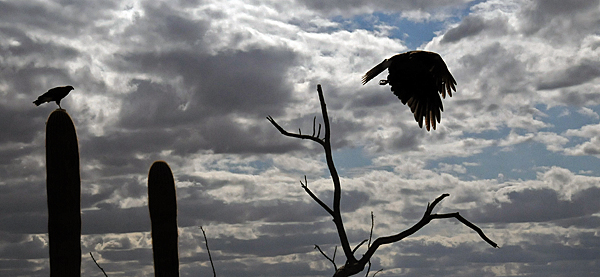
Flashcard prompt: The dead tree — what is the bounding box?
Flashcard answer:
[267,85,497,277]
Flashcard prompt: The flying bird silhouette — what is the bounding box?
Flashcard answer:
[33,86,74,109]
[362,50,456,131]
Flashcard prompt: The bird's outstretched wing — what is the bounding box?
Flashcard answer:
[363,51,456,131]
[362,59,393,85]
[428,53,457,99]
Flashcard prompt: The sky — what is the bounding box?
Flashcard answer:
[1,0,600,276]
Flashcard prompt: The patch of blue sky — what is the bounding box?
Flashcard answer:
[330,2,484,49]
[329,147,373,176]
[430,141,600,181]
[463,126,512,140]
[536,104,600,134]
[331,12,447,49]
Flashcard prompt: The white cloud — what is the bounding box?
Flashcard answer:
[2,0,600,276]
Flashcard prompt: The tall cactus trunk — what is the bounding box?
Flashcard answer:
[45,109,81,276]
[148,161,179,277]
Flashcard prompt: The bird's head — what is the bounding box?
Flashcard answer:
[66,85,74,91]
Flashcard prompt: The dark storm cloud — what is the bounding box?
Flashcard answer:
[193,258,324,277]
[98,46,302,156]
[0,0,119,37]
[389,235,600,276]
[80,100,302,170]
[177,186,369,226]
[177,227,367,276]
[100,247,153,263]
[0,107,45,146]
[0,182,47,235]
[553,215,600,229]
[82,207,150,234]
[466,187,600,224]
[556,89,600,106]
[0,234,47,260]
[80,132,172,175]
[0,26,80,60]
[459,43,530,95]
[389,128,425,151]
[441,15,510,44]
[349,92,393,109]
[0,59,75,104]
[213,232,337,257]
[255,220,335,236]
[537,60,600,90]
[519,0,600,44]
[121,1,210,48]
[115,47,298,120]
[0,25,80,139]
[0,212,46,235]
[0,260,45,277]
[0,182,46,215]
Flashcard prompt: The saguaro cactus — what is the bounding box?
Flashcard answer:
[148,161,179,277]
[45,109,81,276]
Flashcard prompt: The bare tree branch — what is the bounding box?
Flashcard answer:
[352,240,368,254]
[431,213,498,248]
[266,115,324,145]
[332,193,497,277]
[315,245,338,271]
[301,176,334,216]
[365,212,375,277]
[200,226,217,277]
[89,252,108,277]
[268,85,497,277]
[316,85,356,264]
[371,269,384,277]
[268,85,356,264]
[352,193,497,276]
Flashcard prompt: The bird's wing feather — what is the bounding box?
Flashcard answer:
[387,51,449,131]
[362,59,392,85]
[428,54,457,99]
[363,51,456,131]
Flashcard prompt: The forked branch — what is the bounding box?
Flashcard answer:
[338,194,498,277]
[315,245,338,271]
[268,85,356,264]
[301,176,334,216]
[268,85,497,277]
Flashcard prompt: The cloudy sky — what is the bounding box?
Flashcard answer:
[1,0,600,276]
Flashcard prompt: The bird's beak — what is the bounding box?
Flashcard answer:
[379,80,389,85]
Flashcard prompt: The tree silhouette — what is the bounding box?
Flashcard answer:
[268,85,497,277]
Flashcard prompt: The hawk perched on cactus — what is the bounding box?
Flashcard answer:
[362,51,456,131]
[33,86,74,109]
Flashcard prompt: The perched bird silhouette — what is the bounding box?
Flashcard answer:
[33,86,74,109]
[362,51,456,131]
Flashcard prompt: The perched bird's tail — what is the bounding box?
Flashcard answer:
[33,95,52,106]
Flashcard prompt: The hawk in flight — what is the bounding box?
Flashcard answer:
[33,86,74,109]
[362,51,456,131]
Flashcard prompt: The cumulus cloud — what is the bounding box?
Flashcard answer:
[1,0,600,276]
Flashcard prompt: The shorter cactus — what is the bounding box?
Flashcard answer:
[148,161,179,277]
